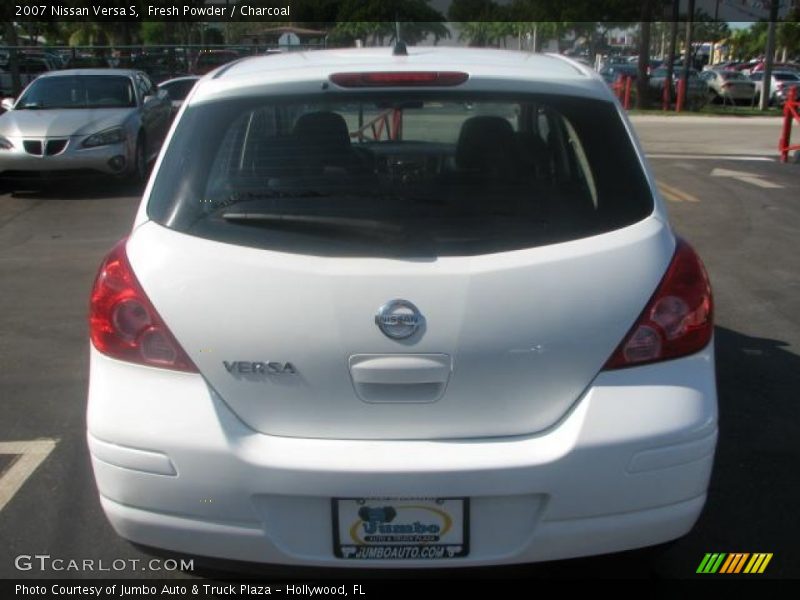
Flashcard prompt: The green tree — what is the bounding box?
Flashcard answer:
[506,22,566,52]
[777,18,800,61]
[455,22,512,47]
[637,4,655,109]
[691,10,730,44]
[140,22,166,46]
[2,21,21,95]
[333,0,448,46]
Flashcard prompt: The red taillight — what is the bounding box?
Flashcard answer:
[603,238,713,370]
[329,71,469,87]
[89,239,198,372]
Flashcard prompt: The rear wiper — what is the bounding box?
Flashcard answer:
[221,212,406,236]
[18,103,44,109]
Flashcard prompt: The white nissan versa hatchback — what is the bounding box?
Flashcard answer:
[87,48,716,566]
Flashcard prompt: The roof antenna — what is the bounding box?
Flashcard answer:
[393,20,407,56]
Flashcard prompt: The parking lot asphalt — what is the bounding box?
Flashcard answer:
[632,115,785,158]
[0,132,798,579]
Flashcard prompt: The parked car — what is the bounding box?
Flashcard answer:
[63,55,110,69]
[157,75,200,117]
[22,51,62,71]
[0,69,172,183]
[700,69,756,104]
[602,55,631,66]
[649,67,709,109]
[750,70,800,106]
[705,61,742,71]
[191,50,239,75]
[113,53,179,84]
[598,63,638,85]
[87,48,717,567]
[749,61,800,74]
[623,56,663,72]
[0,55,53,96]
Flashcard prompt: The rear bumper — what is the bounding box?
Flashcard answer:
[87,344,717,567]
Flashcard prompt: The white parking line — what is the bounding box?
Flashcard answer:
[711,168,784,189]
[0,439,57,511]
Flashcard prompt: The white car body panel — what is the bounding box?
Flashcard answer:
[127,217,673,440]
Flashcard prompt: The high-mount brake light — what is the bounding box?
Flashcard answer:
[329,71,469,88]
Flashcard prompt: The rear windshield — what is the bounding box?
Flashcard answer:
[147,93,653,257]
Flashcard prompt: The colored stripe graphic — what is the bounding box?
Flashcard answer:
[744,553,773,574]
[698,552,773,574]
[733,553,750,573]
[720,553,749,573]
[719,554,736,573]
[696,553,713,573]
[697,553,727,573]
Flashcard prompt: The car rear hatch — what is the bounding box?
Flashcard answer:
[129,220,671,440]
[130,75,669,440]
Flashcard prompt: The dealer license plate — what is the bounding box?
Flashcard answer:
[333,497,469,560]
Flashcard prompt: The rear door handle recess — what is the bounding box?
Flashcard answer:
[348,354,452,403]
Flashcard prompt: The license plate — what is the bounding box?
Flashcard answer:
[333,497,469,560]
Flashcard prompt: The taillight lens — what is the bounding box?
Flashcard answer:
[89,239,198,372]
[330,71,468,87]
[603,238,713,370]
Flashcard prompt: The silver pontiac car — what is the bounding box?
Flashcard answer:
[0,69,171,183]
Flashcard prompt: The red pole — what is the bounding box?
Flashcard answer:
[675,78,685,113]
[623,76,632,110]
[392,108,402,141]
[779,86,796,163]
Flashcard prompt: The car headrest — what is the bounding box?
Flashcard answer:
[293,111,351,152]
[455,116,518,173]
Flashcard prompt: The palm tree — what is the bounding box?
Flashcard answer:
[457,22,511,47]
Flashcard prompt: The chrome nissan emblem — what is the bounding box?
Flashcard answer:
[375,299,424,340]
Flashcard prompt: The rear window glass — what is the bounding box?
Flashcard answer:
[147,93,653,257]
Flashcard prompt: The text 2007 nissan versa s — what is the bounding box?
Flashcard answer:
[87,48,716,566]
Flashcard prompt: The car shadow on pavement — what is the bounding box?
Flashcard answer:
[688,326,799,576]
[2,176,145,200]
[130,325,800,580]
